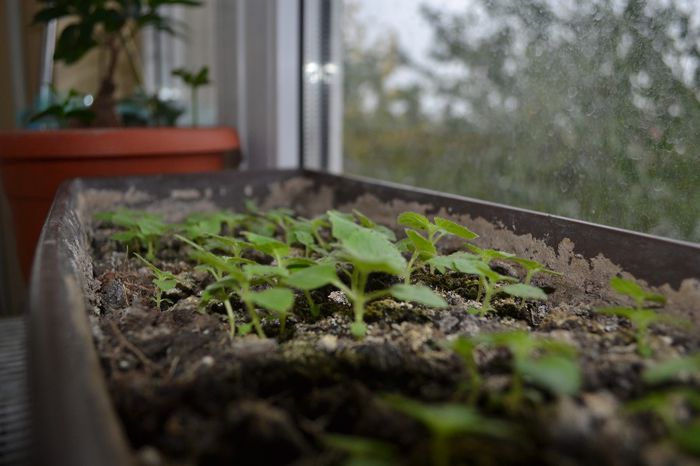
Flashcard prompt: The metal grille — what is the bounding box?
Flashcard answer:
[0,316,30,466]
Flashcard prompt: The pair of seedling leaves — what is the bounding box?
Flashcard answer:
[597,276,686,358]
[397,211,554,314]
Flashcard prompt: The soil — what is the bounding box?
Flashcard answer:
[82,178,700,466]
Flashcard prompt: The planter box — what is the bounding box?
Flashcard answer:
[29,169,700,466]
[0,127,240,278]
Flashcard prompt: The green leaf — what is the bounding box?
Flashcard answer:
[383,395,512,438]
[285,264,338,290]
[672,422,700,456]
[434,217,479,240]
[250,288,295,313]
[33,5,71,24]
[405,229,437,257]
[610,277,666,305]
[243,264,289,279]
[397,211,430,231]
[517,355,581,396]
[54,23,96,64]
[154,277,177,292]
[643,353,700,384]
[501,283,547,300]
[244,232,290,257]
[343,229,407,275]
[329,211,363,241]
[389,284,447,308]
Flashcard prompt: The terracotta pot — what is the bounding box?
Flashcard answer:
[0,127,240,278]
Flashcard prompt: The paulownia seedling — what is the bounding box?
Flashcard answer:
[283,212,447,338]
[133,253,181,310]
[324,434,397,466]
[597,277,676,357]
[180,211,246,243]
[429,252,547,315]
[627,388,700,457]
[475,330,581,409]
[644,352,700,385]
[383,394,512,466]
[397,211,478,283]
[508,257,562,285]
[96,209,170,260]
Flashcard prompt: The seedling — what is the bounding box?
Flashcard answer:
[180,211,246,243]
[96,209,170,260]
[597,277,674,357]
[429,252,546,314]
[644,352,700,385]
[450,336,482,404]
[133,253,180,310]
[397,211,478,283]
[283,212,446,338]
[627,388,700,456]
[508,257,561,285]
[476,330,581,409]
[324,434,397,466]
[201,265,293,338]
[383,395,512,466]
[172,66,210,126]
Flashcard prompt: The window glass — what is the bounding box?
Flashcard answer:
[342,0,700,242]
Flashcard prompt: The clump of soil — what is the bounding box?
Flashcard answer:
[86,194,700,466]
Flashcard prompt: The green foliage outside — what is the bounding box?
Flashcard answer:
[343,0,700,242]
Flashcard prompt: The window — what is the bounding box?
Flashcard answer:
[329,0,700,243]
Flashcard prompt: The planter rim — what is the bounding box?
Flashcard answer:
[0,127,239,160]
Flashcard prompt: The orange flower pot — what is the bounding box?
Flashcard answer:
[0,127,240,278]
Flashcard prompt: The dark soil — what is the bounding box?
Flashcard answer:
[85,193,700,466]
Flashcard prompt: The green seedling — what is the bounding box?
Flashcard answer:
[133,253,180,310]
[508,257,561,285]
[201,265,292,338]
[644,352,700,385]
[597,277,673,357]
[180,211,246,242]
[450,337,482,405]
[429,252,546,314]
[383,395,512,466]
[283,213,446,338]
[324,434,397,466]
[172,66,210,127]
[96,209,170,260]
[477,330,581,409]
[397,211,478,283]
[627,388,700,457]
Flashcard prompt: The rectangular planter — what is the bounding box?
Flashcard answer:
[29,169,700,466]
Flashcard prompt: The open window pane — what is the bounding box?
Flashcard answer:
[342,0,700,243]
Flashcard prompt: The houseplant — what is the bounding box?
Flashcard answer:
[29,169,700,466]
[0,0,239,277]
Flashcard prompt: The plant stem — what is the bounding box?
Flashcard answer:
[431,433,450,466]
[223,298,236,337]
[404,252,418,284]
[243,298,265,338]
[191,87,198,127]
[304,290,319,317]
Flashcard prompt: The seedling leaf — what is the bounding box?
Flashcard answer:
[250,288,295,313]
[611,277,666,305]
[501,283,547,301]
[434,217,478,240]
[516,355,581,395]
[405,229,437,257]
[397,212,431,230]
[285,263,338,290]
[389,284,447,308]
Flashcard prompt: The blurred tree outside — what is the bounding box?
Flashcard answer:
[343,0,700,242]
